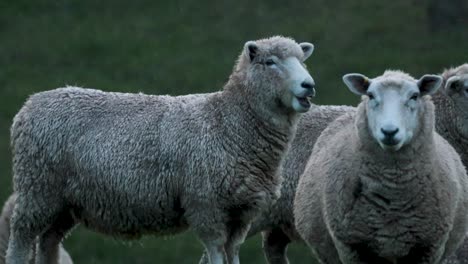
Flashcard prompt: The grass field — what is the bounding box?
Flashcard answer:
[0,0,466,263]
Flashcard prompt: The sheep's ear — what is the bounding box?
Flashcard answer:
[300,42,314,61]
[417,74,443,96]
[444,75,462,96]
[343,73,371,95]
[244,41,258,62]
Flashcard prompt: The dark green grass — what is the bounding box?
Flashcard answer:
[0,0,466,263]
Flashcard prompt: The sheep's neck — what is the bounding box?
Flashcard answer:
[219,89,295,179]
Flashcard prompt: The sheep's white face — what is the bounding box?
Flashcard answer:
[343,73,443,151]
[280,56,316,113]
[444,73,468,137]
[243,39,315,114]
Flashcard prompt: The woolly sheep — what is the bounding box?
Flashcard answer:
[433,64,468,168]
[0,194,73,264]
[436,64,468,264]
[5,36,316,264]
[294,70,468,263]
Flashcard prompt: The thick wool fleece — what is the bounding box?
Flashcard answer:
[7,36,311,264]
[433,64,468,166]
[295,97,468,264]
[197,104,354,264]
[435,64,468,264]
[0,195,73,264]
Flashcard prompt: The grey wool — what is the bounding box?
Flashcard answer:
[295,70,468,264]
[0,194,73,264]
[435,64,468,264]
[200,104,355,264]
[433,64,468,167]
[252,104,355,264]
[5,36,316,264]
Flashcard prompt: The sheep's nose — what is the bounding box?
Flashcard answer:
[301,81,316,97]
[301,81,315,90]
[381,125,399,138]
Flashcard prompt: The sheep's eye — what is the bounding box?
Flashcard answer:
[265,59,276,66]
[410,93,419,101]
[367,93,375,100]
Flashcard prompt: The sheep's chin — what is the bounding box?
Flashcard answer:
[377,141,404,152]
[291,96,311,113]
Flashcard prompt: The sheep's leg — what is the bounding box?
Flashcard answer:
[202,240,226,264]
[190,210,228,264]
[198,250,210,264]
[262,227,291,264]
[5,196,43,264]
[311,235,343,264]
[5,232,35,264]
[224,220,250,264]
[36,210,75,264]
[198,218,260,264]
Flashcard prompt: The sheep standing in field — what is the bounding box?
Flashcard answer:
[5,36,316,264]
[0,194,73,264]
[295,70,468,263]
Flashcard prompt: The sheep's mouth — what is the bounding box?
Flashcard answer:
[379,138,403,151]
[296,96,313,108]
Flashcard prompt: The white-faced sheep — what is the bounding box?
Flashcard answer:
[0,194,72,264]
[5,36,316,264]
[294,70,468,264]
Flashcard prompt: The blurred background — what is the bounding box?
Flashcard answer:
[0,0,467,263]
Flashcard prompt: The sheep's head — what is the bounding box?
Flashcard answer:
[238,36,315,114]
[442,64,468,138]
[344,70,442,151]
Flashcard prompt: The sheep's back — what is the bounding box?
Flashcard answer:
[10,87,222,236]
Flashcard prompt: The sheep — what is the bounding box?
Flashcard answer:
[0,194,73,264]
[435,63,468,264]
[5,36,316,264]
[433,64,468,169]
[294,70,468,264]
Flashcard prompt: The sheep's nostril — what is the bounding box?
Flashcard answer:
[381,126,399,138]
[301,81,314,90]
